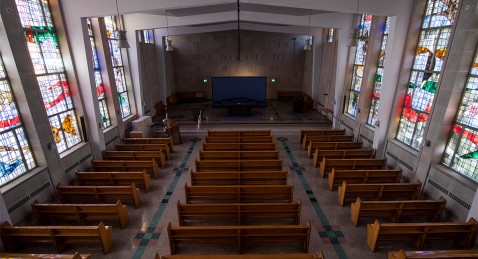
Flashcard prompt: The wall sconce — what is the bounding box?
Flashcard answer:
[271,77,276,83]
[203,78,208,83]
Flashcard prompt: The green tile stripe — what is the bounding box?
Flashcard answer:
[132,138,200,259]
[277,137,348,259]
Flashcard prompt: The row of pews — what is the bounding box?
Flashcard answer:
[300,128,478,258]
[158,129,324,258]
[0,137,174,258]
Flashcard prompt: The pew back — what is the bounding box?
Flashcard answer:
[75,170,151,192]
[122,137,173,152]
[199,151,280,160]
[185,184,293,204]
[56,183,141,208]
[388,249,478,259]
[300,128,346,143]
[91,160,159,179]
[205,136,274,143]
[0,221,112,254]
[302,135,354,150]
[190,170,288,185]
[312,148,375,166]
[208,130,272,137]
[328,168,402,191]
[202,143,277,151]
[195,159,283,172]
[103,150,165,169]
[351,197,446,226]
[337,181,422,206]
[115,143,170,160]
[319,158,387,178]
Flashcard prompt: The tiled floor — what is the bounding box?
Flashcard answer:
[13,101,416,258]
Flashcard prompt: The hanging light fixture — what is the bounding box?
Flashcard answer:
[165,10,174,52]
[303,9,312,51]
[115,0,130,48]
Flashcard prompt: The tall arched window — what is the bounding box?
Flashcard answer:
[367,17,391,126]
[87,18,111,129]
[15,0,82,153]
[442,50,478,181]
[346,14,373,117]
[0,53,36,186]
[396,0,459,149]
[105,16,131,119]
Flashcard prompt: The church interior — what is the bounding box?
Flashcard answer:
[0,0,478,258]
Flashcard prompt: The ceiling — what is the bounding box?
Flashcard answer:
[138,2,334,17]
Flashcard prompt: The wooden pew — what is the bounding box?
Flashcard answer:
[205,136,275,143]
[56,183,141,208]
[312,148,375,166]
[351,196,447,226]
[337,181,422,207]
[388,249,478,258]
[177,200,301,225]
[122,137,174,152]
[302,135,354,150]
[0,221,113,254]
[208,130,272,137]
[300,128,346,143]
[202,143,277,151]
[366,218,478,252]
[103,150,166,169]
[0,253,91,259]
[195,159,283,172]
[310,141,363,158]
[167,222,310,254]
[91,160,159,179]
[185,184,293,204]
[31,200,129,228]
[190,170,288,185]
[76,170,151,192]
[328,168,402,191]
[199,151,280,160]
[116,143,170,160]
[319,158,386,178]
[157,253,324,259]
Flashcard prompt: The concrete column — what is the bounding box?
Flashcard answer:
[0,191,9,251]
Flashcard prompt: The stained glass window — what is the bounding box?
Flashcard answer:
[442,49,478,181]
[367,17,391,126]
[105,16,131,119]
[0,53,36,186]
[396,0,459,149]
[346,14,373,117]
[15,0,81,154]
[87,18,111,129]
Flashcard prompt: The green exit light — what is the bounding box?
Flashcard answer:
[271,78,276,83]
[203,79,208,83]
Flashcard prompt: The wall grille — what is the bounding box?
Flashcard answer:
[386,151,414,170]
[105,135,119,146]
[8,196,30,214]
[427,178,471,210]
[341,122,353,131]
[359,134,373,143]
[29,182,51,198]
[65,153,92,174]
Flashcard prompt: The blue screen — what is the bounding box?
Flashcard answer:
[212,77,267,102]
